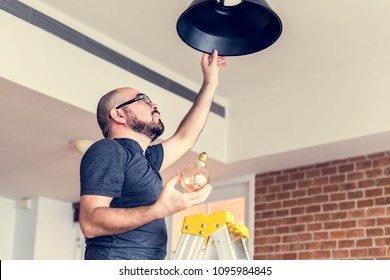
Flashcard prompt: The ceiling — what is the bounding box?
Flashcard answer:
[1,0,390,203]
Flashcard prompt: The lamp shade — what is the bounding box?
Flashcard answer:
[176,0,282,56]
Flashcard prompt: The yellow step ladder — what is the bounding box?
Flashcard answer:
[172,210,250,260]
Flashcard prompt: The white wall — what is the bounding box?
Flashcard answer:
[229,54,390,162]
[0,197,17,259]
[34,197,77,260]
[1,195,81,260]
[0,9,229,163]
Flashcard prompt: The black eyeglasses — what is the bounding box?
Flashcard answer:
[115,93,152,109]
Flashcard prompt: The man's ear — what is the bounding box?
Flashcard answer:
[109,109,126,124]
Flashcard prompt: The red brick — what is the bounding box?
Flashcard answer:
[366,169,382,178]
[357,199,374,208]
[261,211,275,219]
[282,217,297,225]
[368,247,387,257]
[282,182,297,191]
[264,193,277,201]
[268,201,282,209]
[338,240,355,248]
[330,230,347,239]
[358,180,375,188]
[258,245,274,253]
[321,241,337,249]
[313,194,329,203]
[306,169,321,178]
[255,204,267,211]
[322,167,337,175]
[376,177,390,186]
[350,248,368,258]
[268,218,282,227]
[377,217,390,225]
[367,152,386,159]
[276,174,289,183]
[347,191,363,199]
[373,158,390,167]
[299,252,315,259]
[307,223,322,231]
[339,201,355,210]
[297,180,311,189]
[283,199,297,208]
[314,232,329,240]
[324,184,339,192]
[296,233,312,242]
[341,220,357,228]
[356,238,373,247]
[314,250,331,259]
[277,192,291,200]
[291,225,305,233]
[298,215,314,223]
[375,196,390,206]
[255,186,267,194]
[274,244,289,252]
[356,160,372,170]
[282,235,297,243]
[275,209,289,217]
[283,253,297,260]
[347,172,364,181]
[261,177,274,186]
[339,164,355,173]
[367,207,386,216]
[306,205,321,213]
[290,172,304,181]
[266,236,282,244]
[290,243,304,251]
[283,168,299,174]
[340,182,357,191]
[358,218,375,227]
[292,189,306,198]
[332,250,349,259]
[297,197,313,205]
[260,228,274,236]
[365,188,383,197]
[291,207,305,215]
[322,203,338,212]
[348,209,365,218]
[331,193,347,201]
[315,213,330,221]
[331,211,347,220]
[308,186,322,195]
[305,242,321,250]
[267,253,283,260]
[347,229,365,238]
[374,238,390,246]
[268,184,282,193]
[324,221,340,230]
[313,177,329,186]
[366,228,384,237]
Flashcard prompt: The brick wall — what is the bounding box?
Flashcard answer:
[254,151,390,259]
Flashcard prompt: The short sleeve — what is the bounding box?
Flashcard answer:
[80,139,126,197]
[145,143,164,171]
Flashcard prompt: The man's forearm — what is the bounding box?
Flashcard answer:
[174,81,218,145]
[80,204,162,238]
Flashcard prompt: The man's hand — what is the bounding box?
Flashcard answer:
[152,173,212,218]
[201,49,228,87]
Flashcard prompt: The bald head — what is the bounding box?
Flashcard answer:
[96,87,138,138]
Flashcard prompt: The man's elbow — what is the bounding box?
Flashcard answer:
[79,218,97,239]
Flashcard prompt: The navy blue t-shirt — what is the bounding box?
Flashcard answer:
[80,138,166,260]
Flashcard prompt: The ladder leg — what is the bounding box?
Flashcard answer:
[210,225,237,260]
[173,233,205,260]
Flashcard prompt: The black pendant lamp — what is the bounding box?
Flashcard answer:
[176,0,282,56]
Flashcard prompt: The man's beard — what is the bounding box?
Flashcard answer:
[125,109,165,142]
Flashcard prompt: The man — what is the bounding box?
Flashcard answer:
[79,50,228,260]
